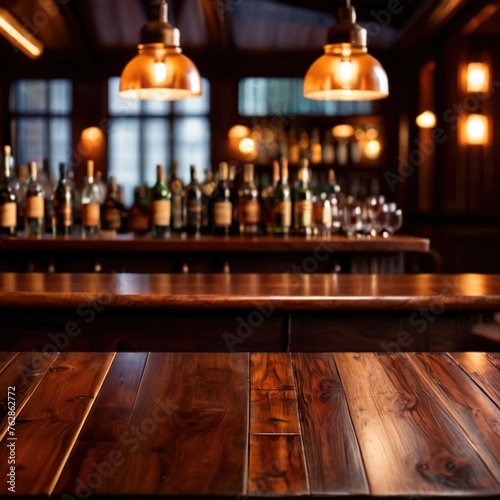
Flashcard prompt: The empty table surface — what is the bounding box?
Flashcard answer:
[0,352,499,498]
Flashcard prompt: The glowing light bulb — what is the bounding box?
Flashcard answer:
[153,62,167,82]
[416,111,436,129]
[239,137,256,154]
[466,114,488,145]
[467,63,489,93]
[340,59,353,83]
[364,139,381,160]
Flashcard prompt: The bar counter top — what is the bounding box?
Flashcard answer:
[0,272,499,311]
[0,352,498,498]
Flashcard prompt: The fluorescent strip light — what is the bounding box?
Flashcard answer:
[0,8,43,59]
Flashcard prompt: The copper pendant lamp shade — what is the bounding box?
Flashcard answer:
[120,0,202,100]
[304,1,389,101]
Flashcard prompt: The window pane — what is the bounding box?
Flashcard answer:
[49,118,72,177]
[49,80,72,114]
[10,80,47,113]
[142,99,171,115]
[14,118,48,165]
[108,76,141,116]
[143,118,169,186]
[173,117,210,184]
[173,78,210,115]
[108,118,141,206]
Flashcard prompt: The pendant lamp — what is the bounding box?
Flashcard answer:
[120,0,201,100]
[304,0,389,101]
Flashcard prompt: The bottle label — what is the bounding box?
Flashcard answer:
[172,196,183,228]
[214,201,232,227]
[104,208,121,230]
[129,213,150,232]
[294,200,313,228]
[152,200,171,226]
[187,203,202,226]
[82,202,100,227]
[239,199,261,224]
[0,202,16,228]
[56,204,72,227]
[314,203,332,226]
[274,201,291,227]
[26,196,44,219]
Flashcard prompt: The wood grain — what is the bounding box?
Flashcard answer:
[409,353,500,483]
[251,353,295,390]
[0,353,18,375]
[292,353,369,495]
[0,352,58,440]
[448,352,500,406]
[335,352,499,496]
[54,353,149,495]
[0,352,115,495]
[250,390,300,434]
[248,434,309,495]
[99,353,249,496]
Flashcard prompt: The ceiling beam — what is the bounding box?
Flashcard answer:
[199,0,232,49]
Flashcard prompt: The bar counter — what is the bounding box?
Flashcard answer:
[0,273,498,352]
[0,234,430,273]
[0,352,498,498]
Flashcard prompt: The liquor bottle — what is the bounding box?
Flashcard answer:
[15,164,29,231]
[52,163,73,236]
[262,160,279,234]
[169,161,184,232]
[298,130,310,160]
[238,163,261,235]
[228,164,239,235]
[310,128,322,164]
[313,193,332,237]
[41,158,54,234]
[150,164,171,238]
[81,160,101,237]
[101,176,126,234]
[0,146,17,236]
[24,161,45,237]
[271,158,292,236]
[288,129,300,165]
[185,164,203,235]
[293,158,313,236]
[212,162,232,236]
[322,130,335,164]
[200,169,216,234]
[95,170,107,203]
[128,186,150,237]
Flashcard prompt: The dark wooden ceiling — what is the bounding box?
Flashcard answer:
[0,0,495,73]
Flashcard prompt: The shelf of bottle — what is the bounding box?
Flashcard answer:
[253,162,385,172]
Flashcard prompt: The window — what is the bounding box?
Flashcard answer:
[10,79,73,178]
[107,77,211,205]
[239,78,374,116]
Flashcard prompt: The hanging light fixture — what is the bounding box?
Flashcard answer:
[120,0,201,100]
[304,0,388,101]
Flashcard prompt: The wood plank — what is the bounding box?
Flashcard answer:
[0,353,18,375]
[0,352,58,440]
[248,434,309,495]
[0,352,115,495]
[292,353,369,495]
[250,390,300,434]
[409,353,500,483]
[251,353,294,390]
[54,353,149,495]
[335,352,499,496]
[99,353,249,496]
[448,352,500,406]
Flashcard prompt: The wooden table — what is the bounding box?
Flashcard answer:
[0,273,498,352]
[0,352,499,498]
[0,234,430,273]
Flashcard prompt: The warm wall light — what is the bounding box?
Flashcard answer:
[332,124,355,138]
[304,0,388,100]
[120,0,201,100]
[364,139,381,159]
[467,62,489,93]
[228,125,251,139]
[238,137,256,154]
[0,8,43,59]
[81,127,104,143]
[416,110,437,129]
[466,114,488,145]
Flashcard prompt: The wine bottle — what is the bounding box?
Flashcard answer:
[169,161,184,232]
[262,160,279,235]
[185,165,203,235]
[52,163,73,236]
[310,128,322,164]
[0,146,17,236]
[212,162,232,236]
[271,159,292,236]
[24,161,45,237]
[200,169,216,234]
[322,130,335,164]
[313,193,332,237]
[81,160,101,237]
[128,186,150,237]
[151,164,171,238]
[238,163,261,235]
[229,164,239,235]
[293,158,313,236]
[101,176,126,234]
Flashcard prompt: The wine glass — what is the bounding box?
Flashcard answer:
[383,203,403,236]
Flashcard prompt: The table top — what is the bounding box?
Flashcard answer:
[0,352,499,498]
[0,234,430,253]
[1,273,499,311]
